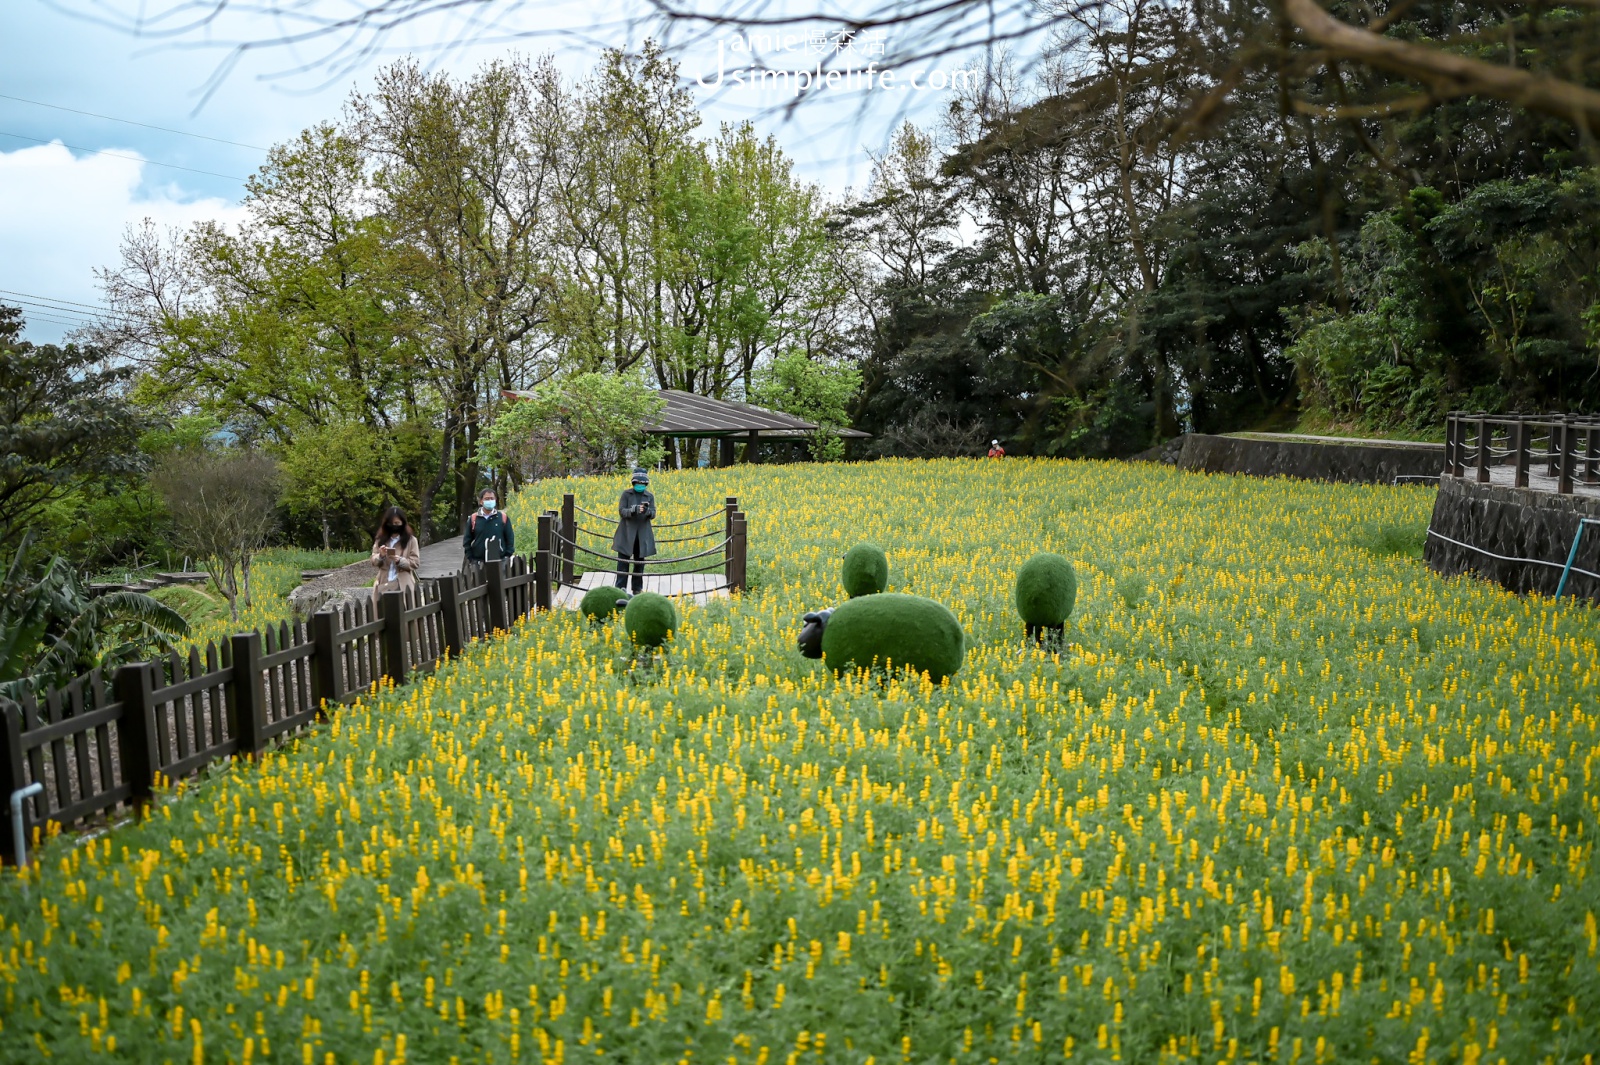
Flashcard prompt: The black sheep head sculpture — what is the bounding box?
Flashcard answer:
[796,609,832,659]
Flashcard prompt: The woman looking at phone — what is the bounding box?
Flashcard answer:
[371,506,421,608]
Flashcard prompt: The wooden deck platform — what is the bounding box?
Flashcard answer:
[551,571,731,610]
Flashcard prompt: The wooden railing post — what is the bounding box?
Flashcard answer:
[1476,413,1491,483]
[1513,416,1530,489]
[227,632,268,759]
[1586,425,1599,486]
[485,538,509,633]
[1547,418,1560,477]
[438,575,464,659]
[380,590,409,685]
[536,513,553,612]
[561,494,576,585]
[113,663,160,815]
[0,700,27,865]
[310,609,344,712]
[1559,419,1577,495]
[730,511,748,593]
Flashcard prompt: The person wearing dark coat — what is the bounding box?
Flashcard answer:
[612,468,657,593]
[462,487,515,564]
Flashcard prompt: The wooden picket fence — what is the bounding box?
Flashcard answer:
[0,550,543,867]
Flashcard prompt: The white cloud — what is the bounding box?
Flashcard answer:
[0,143,246,343]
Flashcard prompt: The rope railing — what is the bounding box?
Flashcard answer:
[572,522,721,545]
[553,530,732,567]
[572,503,725,529]
[1445,412,1600,494]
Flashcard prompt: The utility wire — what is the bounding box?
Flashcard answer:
[0,287,119,313]
[0,92,268,151]
[0,130,247,181]
[0,292,128,323]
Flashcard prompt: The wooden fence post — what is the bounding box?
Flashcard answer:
[561,494,576,585]
[730,511,748,593]
[0,700,27,865]
[1513,417,1530,489]
[227,631,268,759]
[439,575,464,659]
[485,538,509,633]
[380,590,409,685]
[311,609,345,713]
[1560,419,1577,495]
[1476,414,1491,483]
[536,513,553,612]
[1586,425,1600,486]
[113,663,160,815]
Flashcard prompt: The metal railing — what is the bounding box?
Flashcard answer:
[1443,412,1600,493]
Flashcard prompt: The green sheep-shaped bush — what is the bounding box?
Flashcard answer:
[1015,552,1077,639]
[821,592,964,681]
[580,585,630,623]
[624,591,677,647]
[841,543,889,597]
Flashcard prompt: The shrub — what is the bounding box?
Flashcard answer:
[820,592,964,681]
[1015,553,1078,627]
[841,543,889,597]
[580,585,630,622]
[624,592,677,646]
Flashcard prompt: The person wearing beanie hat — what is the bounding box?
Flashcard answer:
[612,468,657,593]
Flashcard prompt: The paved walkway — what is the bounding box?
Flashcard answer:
[417,539,466,580]
[1226,431,1439,449]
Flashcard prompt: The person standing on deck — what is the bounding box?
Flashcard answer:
[462,487,515,564]
[613,468,657,594]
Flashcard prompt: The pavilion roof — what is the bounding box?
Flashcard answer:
[501,387,870,438]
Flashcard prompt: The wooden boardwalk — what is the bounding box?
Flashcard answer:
[552,571,730,610]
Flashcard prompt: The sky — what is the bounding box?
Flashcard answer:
[2,0,1031,344]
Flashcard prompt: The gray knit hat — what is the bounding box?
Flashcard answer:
[631,467,649,484]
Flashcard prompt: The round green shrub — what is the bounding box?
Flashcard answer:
[580,585,629,622]
[821,592,964,681]
[1015,552,1078,627]
[841,543,889,598]
[623,591,677,646]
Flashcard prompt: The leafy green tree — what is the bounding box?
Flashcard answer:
[151,450,282,620]
[750,352,863,461]
[476,373,666,483]
[0,307,148,557]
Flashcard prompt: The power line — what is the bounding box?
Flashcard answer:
[0,93,268,151]
[0,287,122,314]
[0,130,247,181]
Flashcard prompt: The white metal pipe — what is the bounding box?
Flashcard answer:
[10,781,43,868]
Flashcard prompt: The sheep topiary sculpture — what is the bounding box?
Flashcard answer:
[841,543,889,598]
[580,585,630,623]
[624,591,677,647]
[820,592,964,682]
[1015,552,1077,643]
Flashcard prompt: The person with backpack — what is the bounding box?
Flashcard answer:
[462,487,515,564]
[612,468,656,594]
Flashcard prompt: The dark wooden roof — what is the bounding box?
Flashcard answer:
[501,387,870,438]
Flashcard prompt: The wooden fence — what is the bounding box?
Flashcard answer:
[1445,412,1600,493]
[2,500,747,866]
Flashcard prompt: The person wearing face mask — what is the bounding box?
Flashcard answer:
[462,487,515,565]
[611,468,656,594]
[371,506,422,607]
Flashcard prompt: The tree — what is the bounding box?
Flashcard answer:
[151,450,281,620]
[750,352,863,460]
[476,374,666,483]
[0,307,148,557]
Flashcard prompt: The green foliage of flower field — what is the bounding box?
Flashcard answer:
[4,459,1598,1065]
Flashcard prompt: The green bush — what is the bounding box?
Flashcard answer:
[841,543,889,597]
[624,592,677,647]
[580,585,630,623]
[1015,553,1078,627]
[821,592,964,681]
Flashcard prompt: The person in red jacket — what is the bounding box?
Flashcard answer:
[987,439,1006,458]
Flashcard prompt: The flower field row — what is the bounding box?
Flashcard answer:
[3,458,1597,1063]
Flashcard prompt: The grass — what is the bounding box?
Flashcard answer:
[3,459,1598,1065]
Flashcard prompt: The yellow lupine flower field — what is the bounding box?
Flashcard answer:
[3,458,1598,1064]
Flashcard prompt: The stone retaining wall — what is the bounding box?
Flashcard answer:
[1174,433,1444,484]
[1423,475,1600,602]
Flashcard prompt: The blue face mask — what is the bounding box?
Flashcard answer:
[481,499,496,511]
[633,484,646,493]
